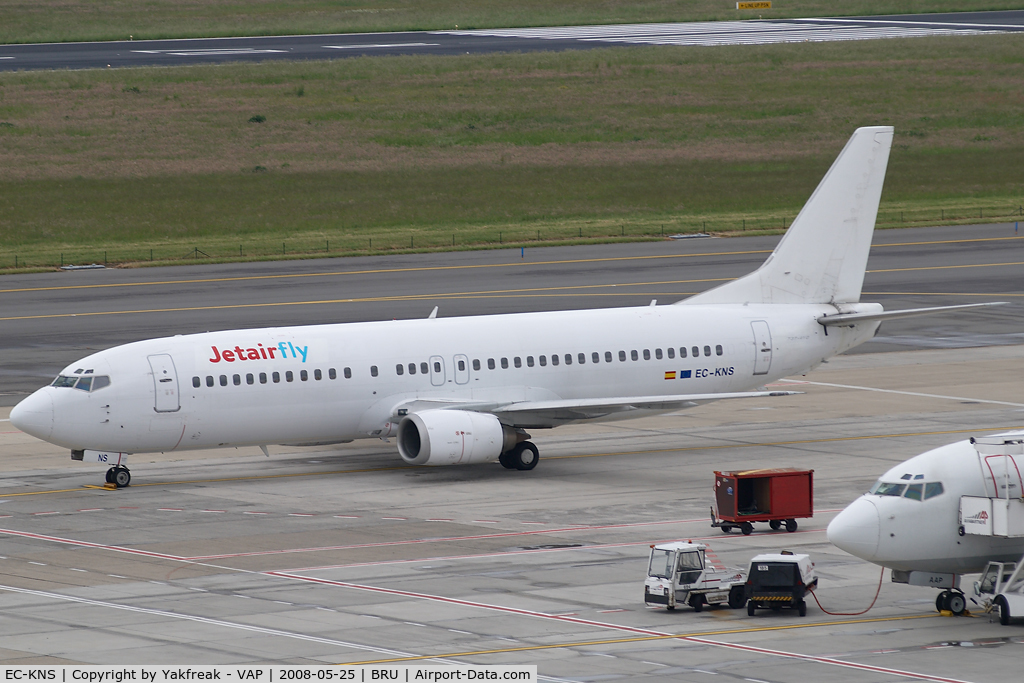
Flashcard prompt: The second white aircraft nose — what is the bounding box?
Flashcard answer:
[9,390,54,441]
[827,496,880,561]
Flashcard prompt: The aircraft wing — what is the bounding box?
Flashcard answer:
[486,390,801,426]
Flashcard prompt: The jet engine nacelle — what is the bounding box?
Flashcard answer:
[397,409,517,466]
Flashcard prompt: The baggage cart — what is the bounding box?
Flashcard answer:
[711,468,813,535]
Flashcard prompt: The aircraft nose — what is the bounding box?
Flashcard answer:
[827,496,880,561]
[9,390,54,441]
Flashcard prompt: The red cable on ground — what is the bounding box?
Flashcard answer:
[808,566,885,615]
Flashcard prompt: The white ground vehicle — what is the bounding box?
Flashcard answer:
[644,541,747,611]
[978,553,1024,625]
[745,552,818,617]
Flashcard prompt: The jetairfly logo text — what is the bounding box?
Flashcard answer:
[208,343,308,364]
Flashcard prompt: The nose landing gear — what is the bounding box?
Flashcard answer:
[936,589,966,616]
[105,466,131,488]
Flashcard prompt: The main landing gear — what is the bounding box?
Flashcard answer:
[105,466,131,488]
[499,442,539,471]
[936,589,966,616]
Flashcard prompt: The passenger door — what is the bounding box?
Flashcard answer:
[429,355,446,387]
[148,354,180,413]
[751,320,773,375]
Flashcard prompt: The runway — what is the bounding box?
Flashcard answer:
[1,11,1022,72]
[1,223,1021,404]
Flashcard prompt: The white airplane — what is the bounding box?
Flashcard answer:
[8,126,998,487]
[828,432,1024,616]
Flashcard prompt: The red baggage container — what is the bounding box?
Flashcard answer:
[711,468,813,535]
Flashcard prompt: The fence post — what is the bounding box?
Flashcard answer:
[150,249,153,261]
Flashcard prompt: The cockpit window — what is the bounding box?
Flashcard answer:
[924,482,944,500]
[52,374,110,392]
[870,481,906,496]
[903,483,923,501]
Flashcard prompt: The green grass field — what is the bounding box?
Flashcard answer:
[2,34,1023,270]
[1,1,1023,44]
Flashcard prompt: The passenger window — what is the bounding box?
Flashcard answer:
[409,363,417,375]
[618,351,626,362]
[527,356,534,367]
[75,377,92,391]
[472,359,481,371]
[692,346,699,358]
[260,372,268,384]
[193,376,201,388]
[370,366,378,378]
[539,355,547,367]
[220,375,228,386]
[488,358,496,370]
[458,360,466,371]
[286,371,294,382]
[233,374,241,386]
[501,358,509,369]
[643,349,651,360]
[605,351,613,363]
[514,357,522,368]
[680,347,687,358]
[667,348,675,359]
[344,367,352,379]
[564,354,571,365]
[924,482,945,499]
[273,372,280,383]
[904,484,923,501]
[206,376,214,387]
[300,370,308,381]
[246,373,254,385]
[704,345,711,357]
[631,350,638,361]
[578,353,585,365]
[396,364,404,375]
[314,369,321,380]
[329,368,337,380]
[420,362,429,374]
[92,376,110,391]
[655,349,662,360]
[551,354,559,366]
[592,352,600,363]
[716,345,724,356]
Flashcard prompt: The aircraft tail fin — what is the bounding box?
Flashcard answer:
[681,126,894,306]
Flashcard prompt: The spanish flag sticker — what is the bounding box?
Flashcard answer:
[664,371,677,380]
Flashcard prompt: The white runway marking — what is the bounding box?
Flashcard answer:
[323,43,439,49]
[131,48,286,56]
[437,20,1006,47]
[778,378,1024,407]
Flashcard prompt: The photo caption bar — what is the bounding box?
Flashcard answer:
[0,667,537,683]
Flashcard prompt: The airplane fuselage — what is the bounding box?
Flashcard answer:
[15,302,874,455]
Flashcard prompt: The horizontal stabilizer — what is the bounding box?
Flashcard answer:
[817,302,1007,327]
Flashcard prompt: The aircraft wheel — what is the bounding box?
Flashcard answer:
[728,586,746,609]
[947,592,966,616]
[514,442,539,471]
[113,467,131,488]
[105,467,116,484]
[996,596,1010,625]
[785,519,798,532]
[797,600,807,617]
[769,520,782,531]
[498,450,517,470]
[741,522,754,535]
[689,594,704,612]
[747,601,756,616]
[936,590,950,612]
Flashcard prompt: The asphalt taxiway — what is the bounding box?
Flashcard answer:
[1,226,1023,677]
